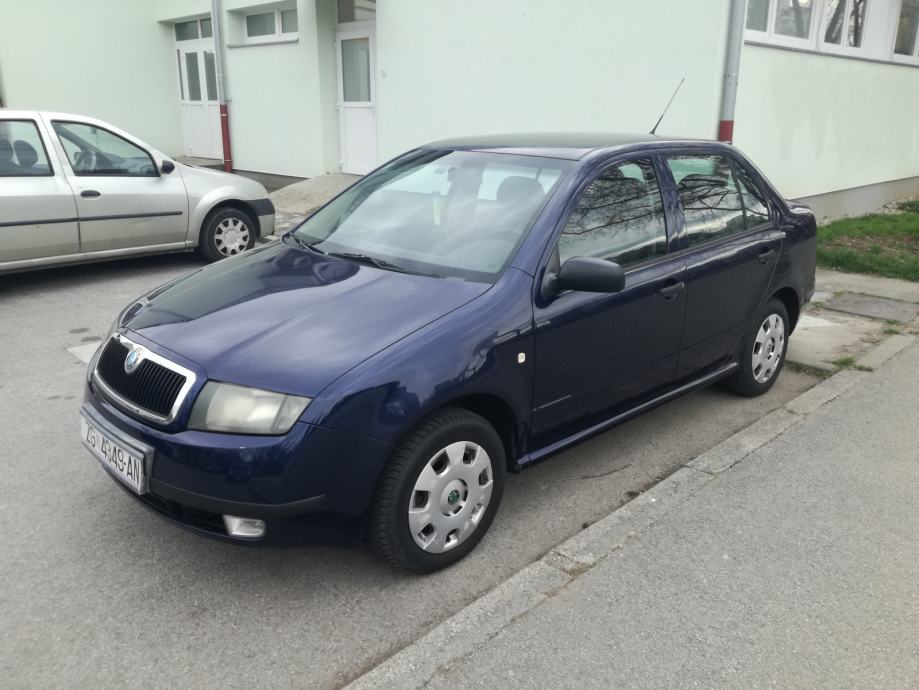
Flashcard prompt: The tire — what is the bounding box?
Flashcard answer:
[725,298,790,397]
[369,407,506,574]
[199,206,256,262]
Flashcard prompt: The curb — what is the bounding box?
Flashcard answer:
[344,334,914,690]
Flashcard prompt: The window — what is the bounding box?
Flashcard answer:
[733,162,771,226]
[174,20,199,41]
[667,155,746,247]
[558,159,668,267]
[894,0,919,58]
[292,150,574,282]
[746,0,879,56]
[338,0,376,23]
[0,120,52,177]
[245,7,298,42]
[52,122,157,177]
[200,18,213,38]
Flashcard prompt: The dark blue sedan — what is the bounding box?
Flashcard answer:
[81,133,816,572]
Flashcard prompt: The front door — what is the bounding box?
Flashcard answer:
[174,18,222,159]
[335,25,378,174]
[47,118,189,253]
[532,157,687,441]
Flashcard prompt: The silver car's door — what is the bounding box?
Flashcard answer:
[0,117,79,265]
[45,117,188,253]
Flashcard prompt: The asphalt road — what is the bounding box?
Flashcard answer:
[0,252,818,688]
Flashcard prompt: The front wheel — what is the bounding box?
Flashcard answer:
[725,298,789,397]
[369,407,506,573]
[199,207,256,262]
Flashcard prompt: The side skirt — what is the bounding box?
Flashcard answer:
[519,361,738,468]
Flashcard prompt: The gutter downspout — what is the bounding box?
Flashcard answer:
[211,0,233,171]
[718,0,747,142]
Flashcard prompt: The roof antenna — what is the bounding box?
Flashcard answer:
[650,77,685,136]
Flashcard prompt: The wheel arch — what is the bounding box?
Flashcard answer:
[771,286,801,333]
[427,393,523,474]
[201,199,261,239]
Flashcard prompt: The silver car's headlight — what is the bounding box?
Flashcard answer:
[188,382,311,435]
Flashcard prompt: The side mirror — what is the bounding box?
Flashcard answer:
[555,256,625,294]
[160,160,175,174]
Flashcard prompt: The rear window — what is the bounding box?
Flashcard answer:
[0,120,53,177]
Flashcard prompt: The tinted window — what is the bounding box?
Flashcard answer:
[733,161,770,226]
[0,120,52,177]
[52,122,157,177]
[667,155,745,247]
[558,158,667,267]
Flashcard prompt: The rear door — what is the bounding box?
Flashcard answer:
[663,151,783,379]
[0,117,79,265]
[45,118,188,253]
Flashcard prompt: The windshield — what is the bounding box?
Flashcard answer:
[291,150,574,282]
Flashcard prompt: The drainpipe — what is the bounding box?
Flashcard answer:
[211,0,233,171]
[718,0,747,142]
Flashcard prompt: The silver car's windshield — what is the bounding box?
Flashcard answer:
[291,150,574,282]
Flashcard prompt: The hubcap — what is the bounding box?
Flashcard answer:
[752,313,785,383]
[214,217,251,256]
[408,441,494,553]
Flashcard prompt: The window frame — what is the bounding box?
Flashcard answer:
[661,148,777,254]
[891,0,919,64]
[0,118,55,178]
[244,6,298,44]
[551,154,675,273]
[745,0,823,50]
[51,120,159,179]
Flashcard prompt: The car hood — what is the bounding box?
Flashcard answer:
[122,242,490,396]
[177,162,268,199]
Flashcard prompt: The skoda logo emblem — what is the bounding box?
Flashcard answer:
[124,347,143,374]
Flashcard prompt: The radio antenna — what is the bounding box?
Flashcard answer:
[650,78,685,136]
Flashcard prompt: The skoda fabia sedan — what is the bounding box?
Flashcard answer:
[81,133,816,573]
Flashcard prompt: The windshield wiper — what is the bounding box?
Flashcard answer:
[286,234,325,254]
[327,252,443,278]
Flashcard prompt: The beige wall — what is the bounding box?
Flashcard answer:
[734,44,919,200]
[0,0,183,155]
[374,0,731,162]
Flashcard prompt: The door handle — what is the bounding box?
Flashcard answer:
[758,247,776,264]
[81,190,101,198]
[658,280,685,300]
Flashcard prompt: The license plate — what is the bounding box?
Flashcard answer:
[80,413,147,495]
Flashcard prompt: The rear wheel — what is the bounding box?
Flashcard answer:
[369,407,505,573]
[199,207,256,262]
[725,298,789,397]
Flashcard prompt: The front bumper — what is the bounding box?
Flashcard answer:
[83,380,391,542]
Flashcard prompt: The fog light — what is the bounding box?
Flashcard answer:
[223,515,266,538]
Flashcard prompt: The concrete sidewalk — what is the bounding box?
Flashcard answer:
[351,338,919,689]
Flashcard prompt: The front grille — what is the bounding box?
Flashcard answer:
[96,337,187,419]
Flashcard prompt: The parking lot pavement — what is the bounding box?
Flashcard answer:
[0,256,818,689]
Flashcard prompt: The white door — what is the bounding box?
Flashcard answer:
[336,26,378,174]
[174,20,222,159]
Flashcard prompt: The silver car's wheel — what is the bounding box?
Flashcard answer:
[408,441,494,553]
[752,313,785,383]
[214,217,251,257]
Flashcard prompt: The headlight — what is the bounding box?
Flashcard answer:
[188,382,311,435]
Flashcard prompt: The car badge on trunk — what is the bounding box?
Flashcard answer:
[124,347,144,374]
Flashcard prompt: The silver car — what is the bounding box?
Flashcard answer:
[0,111,274,274]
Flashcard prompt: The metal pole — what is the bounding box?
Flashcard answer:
[210,0,233,171]
[718,0,747,143]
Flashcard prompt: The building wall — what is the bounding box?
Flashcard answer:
[374,0,731,162]
[0,0,182,155]
[154,0,336,177]
[734,44,919,202]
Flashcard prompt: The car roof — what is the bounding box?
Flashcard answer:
[423,132,713,160]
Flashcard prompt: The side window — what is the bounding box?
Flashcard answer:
[558,158,668,267]
[51,121,157,177]
[0,120,52,177]
[733,161,770,226]
[667,154,745,247]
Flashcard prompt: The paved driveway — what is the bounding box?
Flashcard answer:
[0,255,817,688]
